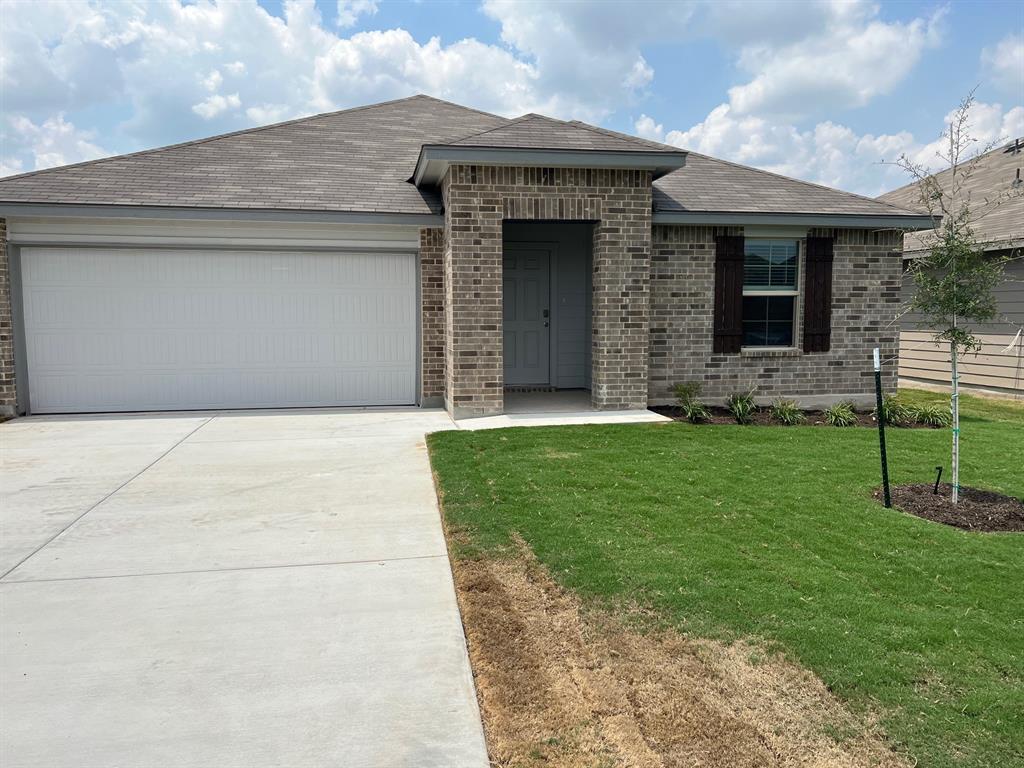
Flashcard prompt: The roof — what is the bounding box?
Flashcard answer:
[652,152,920,218]
[877,138,1024,252]
[0,93,928,225]
[0,95,507,216]
[447,113,677,152]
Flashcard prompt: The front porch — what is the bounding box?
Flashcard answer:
[455,388,668,430]
[439,164,655,419]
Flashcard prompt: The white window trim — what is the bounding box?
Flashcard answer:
[741,238,801,350]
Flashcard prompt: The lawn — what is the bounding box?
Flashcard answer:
[428,391,1024,768]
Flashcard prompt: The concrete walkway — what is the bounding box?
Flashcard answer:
[0,409,487,768]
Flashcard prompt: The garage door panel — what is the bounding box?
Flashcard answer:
[22,248,417,413]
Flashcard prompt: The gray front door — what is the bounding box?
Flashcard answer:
[503,248,550,386]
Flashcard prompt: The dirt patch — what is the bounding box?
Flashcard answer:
[449,535,908,768]
[650,405,932,428]
[880,483,1024,532]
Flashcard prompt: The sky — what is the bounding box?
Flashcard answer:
[0,0,1022,196]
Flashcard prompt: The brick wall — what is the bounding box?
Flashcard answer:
[649,225,902,407]
[419,227,445,405]
[442,165,652,417]
[0,218,14,416]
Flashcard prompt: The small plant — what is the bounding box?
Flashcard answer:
[874,394,912,426]
[673,381,711,423]
[823,401,857,427]
[770,399,805,426]
[726,390,757,424]
[910,403,952,428]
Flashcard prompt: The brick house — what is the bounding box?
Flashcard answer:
[0,95,930,418]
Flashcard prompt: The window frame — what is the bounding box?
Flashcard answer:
[741,238,801,350]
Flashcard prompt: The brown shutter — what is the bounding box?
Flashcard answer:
[803,236,834,353]
[713,235,744,353]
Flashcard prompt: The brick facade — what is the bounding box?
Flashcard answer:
[419,227,445,406]
[649,225,902,406]
[442,165,652,417]
[0,218,14,417]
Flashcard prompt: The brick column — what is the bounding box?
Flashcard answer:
[443,167,504,418]
[419,227,445,407]
[591,176,652,409]
[0,218,15,417]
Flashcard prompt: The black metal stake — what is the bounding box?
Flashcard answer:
[873,349,891,508]
[933,466,943,494]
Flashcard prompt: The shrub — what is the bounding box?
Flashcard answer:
[910,403,952,428]
[726,390,757,425]
[874,394,912,426]
[823,401,858,427]
[673,382,711,423]
[770,399,805,426]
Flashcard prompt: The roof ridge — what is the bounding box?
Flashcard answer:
[683,151,921,216]
[564,119,682,153]
[443,113,539,145]
[0,94,502,185]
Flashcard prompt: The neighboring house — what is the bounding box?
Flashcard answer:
[0,95,931,419]
[879,139,1024,399]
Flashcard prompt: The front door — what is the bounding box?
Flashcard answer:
[503,247,550,386]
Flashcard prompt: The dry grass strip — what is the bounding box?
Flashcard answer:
[450,536,909,768]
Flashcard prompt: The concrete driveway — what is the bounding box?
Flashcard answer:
[0,409,487,768]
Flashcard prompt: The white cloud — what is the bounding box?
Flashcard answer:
[634,114,664,141]
[1,113,109,174]
[192,92,241,119]
[336,0,378,28]
[201,70,223,92]
[224,60,246,76]
[638,101,1024,197]
[725,5,946,117]
[982,34,1024,97]
[311,30,539,116]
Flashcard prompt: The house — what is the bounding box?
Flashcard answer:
[0,95,932,418]
[878,138,1024,399]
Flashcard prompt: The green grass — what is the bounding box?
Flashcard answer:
[428,391,1024,768]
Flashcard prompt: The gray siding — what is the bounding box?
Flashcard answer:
[899,258,1024,396]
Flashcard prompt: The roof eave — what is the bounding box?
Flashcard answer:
[0,202,444,227]
[412,145,687,186]
[652,210,936,230]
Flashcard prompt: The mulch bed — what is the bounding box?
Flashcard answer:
[878,483,1024,532]
[650,405,932,428]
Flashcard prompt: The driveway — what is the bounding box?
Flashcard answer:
[0,409,487,768]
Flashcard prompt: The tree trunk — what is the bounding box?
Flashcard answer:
[950,341,960,505]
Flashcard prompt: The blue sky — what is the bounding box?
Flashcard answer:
[1,0,1021,195]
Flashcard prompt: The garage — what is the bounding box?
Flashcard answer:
[19,247,417,413]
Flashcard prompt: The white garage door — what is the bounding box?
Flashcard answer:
[21,247,417,413]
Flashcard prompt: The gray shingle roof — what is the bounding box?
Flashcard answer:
[447,113,678,152]
[0,95,508,215]
[652,152,920,217]
[877,139,1024,252]
[0,93,925,221]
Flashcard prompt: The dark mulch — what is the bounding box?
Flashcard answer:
[650,405,931,428]
[878,483,1024,532]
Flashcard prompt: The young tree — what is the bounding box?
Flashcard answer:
[895,93,1014,504]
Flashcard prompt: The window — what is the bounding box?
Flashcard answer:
[742,239,798,347]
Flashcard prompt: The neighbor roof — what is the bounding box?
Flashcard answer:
[0,94,927,225]
[878,138,1024,253]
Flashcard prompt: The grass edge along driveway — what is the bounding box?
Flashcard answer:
[428,391,1024,768]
